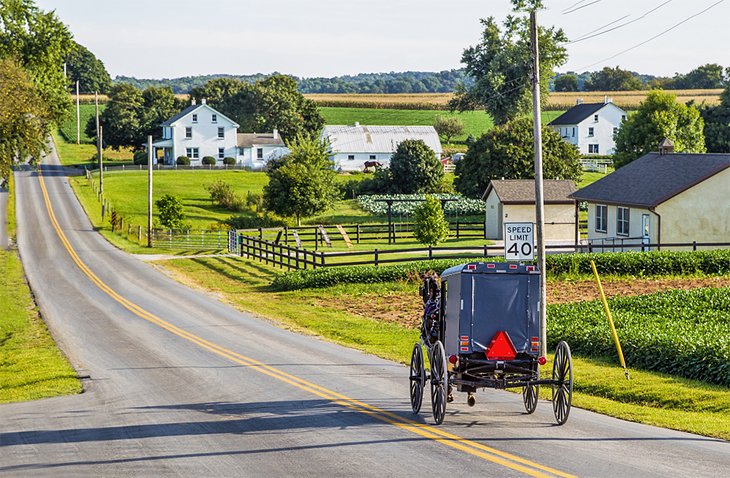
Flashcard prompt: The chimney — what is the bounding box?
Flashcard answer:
[273,129,279,139]
[658,138,674,155]
[354,121,360,127]
[201,98,206,105]
[191,98,196,105]
[604,96,612,104]
[576,98,583,105]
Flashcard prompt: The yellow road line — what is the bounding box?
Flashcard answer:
[37,167,576,478]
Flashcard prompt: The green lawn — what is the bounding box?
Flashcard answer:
[59,103,101,144]
[0,249,81,403]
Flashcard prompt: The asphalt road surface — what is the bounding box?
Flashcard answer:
[1,145,728,477]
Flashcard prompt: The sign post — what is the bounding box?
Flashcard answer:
[504,222,535,262]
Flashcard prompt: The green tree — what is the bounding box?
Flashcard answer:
[263,135,339,226]
[454,117,582,198]
[700,86,730,153]
[554,73,578,92]
[216,75,324,141]
[450,5,568,125]
[155,194,186,229]
[584,66,643,91]
[669,63,728,89]
[413,195,450,246]
[0,0,75,125]
[0,57,51,176]
[613,90,706,168]
[389,140,444,194]
[65,42,112,94]
[190,77,247,107]
[433,116,465,144]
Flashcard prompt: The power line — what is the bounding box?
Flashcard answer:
[561,0,591,14]
[573,0,726,71]
[568,1,673,44]
[563,0,602,15]
[570,15,631,42]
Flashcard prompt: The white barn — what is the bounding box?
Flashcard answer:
[321,124,442,172]
[548,100,627,156]
[153,100,289,167]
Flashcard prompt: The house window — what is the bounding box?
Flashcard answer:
[572,127,576,137]
[218,127,225,139]
[595,204,607,233]
[185,127,192,139]
[186,147,199,160]
[617,207,630,236]
[588,144,599,154]
[621,115,627,122]
[613,127,619,135]
[588,127,594,137]
[594,114,599,122]
[192,114,198,123]
[218,148,225,160]
[257,148,263,159]
[348,155,355,160]
[212,114,217,123]
[369,155,376,160]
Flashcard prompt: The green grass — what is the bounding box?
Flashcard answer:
[319,107,564,147]
[53,131,133,167]
[59,103,101,144]
[159,255,730,440]
[7,172,16,240]
[578,168,614,188]
[0,249,81,403]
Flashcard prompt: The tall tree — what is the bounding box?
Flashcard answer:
[0,57,51,176]
[613,90,706,168]
[669,63,728,89]
[413,196,449,246]
[554,73,578,92]
[189,77,247,108]
[700,86,730,153]
[389,140,444,194]
[0,0,75,124]
[263,135,339,226]
[450,2,568,125]
[584,66,643,91]
[454,117,582,198]
[65,42,112,94]
[433,116,465,144]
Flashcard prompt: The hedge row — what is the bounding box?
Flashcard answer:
[271,249,730,291]
[547,288,730,386]
[545,249,730,276]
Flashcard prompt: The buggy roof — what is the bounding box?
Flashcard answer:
[441,262,539,279]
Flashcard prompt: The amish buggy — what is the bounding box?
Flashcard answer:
[409,262,573,425]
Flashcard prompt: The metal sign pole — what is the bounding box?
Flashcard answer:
[530,11,548,358]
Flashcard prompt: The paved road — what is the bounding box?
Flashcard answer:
[1,145,728,477]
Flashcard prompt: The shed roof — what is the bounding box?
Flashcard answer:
[482,179,577,204]
[548,102,621,126]
[570,152,730,207]
[321,125,442,155]
[237,132,286,148]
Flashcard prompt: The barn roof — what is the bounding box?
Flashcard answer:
[321,125,442,155]
[237,132,285,148]
[570,153,730,207]
[482,179,577,204]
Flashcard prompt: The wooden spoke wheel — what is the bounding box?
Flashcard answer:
[409,342,426,414]
[522,383,539,414]
[552,341,573,426]
[430,341,448,425]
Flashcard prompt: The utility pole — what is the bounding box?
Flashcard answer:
[530,10,547,358]
[147,135,153,248]
[76,81,81,145]
[95,92,103,195]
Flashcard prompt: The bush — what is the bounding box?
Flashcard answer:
[133,150,148,165]
[206,180,244,212]
[225,214,287,229]
[413,195,449,245]
[155,194,186,229]
[245,191,263,212]
[202,156,216,165]
[176,156,190,165]
[223,156,236,166]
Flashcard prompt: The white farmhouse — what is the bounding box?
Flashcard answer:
[548,100,627,156]
[152,100,289,167]
[321,123,442,172]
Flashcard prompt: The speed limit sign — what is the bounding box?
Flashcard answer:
[504,222,534,261]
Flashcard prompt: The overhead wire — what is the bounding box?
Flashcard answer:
[568,1,673,44]
[562,0,602,15]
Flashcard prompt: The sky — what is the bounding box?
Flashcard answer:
[35,0,730,79]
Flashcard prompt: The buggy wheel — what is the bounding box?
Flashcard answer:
[409,343,426,414]
[522,383,539,414]
[552,341,573,425]
[430,341,448,425]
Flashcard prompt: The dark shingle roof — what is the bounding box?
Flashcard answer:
[237,133,285,148]
[160,104,203,127]
[548,103,608,126]
[482,179,577,204]
[570,153,730,207]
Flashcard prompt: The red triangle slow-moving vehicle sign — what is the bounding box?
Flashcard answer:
[485,331,517,360]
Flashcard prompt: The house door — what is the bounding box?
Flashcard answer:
[642,214,650,250]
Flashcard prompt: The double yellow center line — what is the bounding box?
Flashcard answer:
[37,167,575,478]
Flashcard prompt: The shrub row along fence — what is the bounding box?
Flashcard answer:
[84,169,230,250]
[237,233,730,271]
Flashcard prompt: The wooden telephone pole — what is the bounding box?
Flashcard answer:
[147,136,153,248]
[76,81,81,144]
[530,10,548,358]
[95,92,103,195]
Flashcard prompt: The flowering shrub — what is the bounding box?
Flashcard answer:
[358,194,484,216]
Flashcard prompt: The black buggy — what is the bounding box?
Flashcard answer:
[409,262,573,425]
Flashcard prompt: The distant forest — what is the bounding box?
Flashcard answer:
[114,64,730,94]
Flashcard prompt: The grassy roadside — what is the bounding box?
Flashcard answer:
[7,172,16,240]
[155,255,730,440]
[0,249,81,403]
